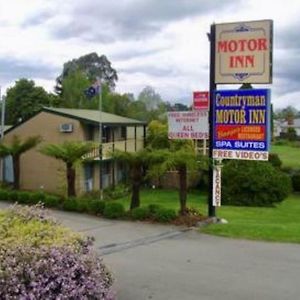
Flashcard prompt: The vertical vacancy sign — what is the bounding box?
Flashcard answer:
[213,89,271,161]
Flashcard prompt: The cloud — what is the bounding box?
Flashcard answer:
[0,57,58,83]
[119,64,176,77]
[25,0,239,42]
[22,10,56,27]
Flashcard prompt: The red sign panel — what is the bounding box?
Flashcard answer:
[193,91,209,110]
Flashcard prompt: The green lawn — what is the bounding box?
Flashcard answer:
[201,194,300,243]
[271,144,300,168]
[115,189,300,243]
[114,188,208,212]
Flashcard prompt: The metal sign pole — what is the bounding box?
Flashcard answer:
[98,80,103,201]
[208,24,216,218]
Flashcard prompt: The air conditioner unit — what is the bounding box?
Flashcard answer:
[59,123,73,133]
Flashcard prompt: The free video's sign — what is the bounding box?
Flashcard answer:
[213,89,271,161]
[215,20,273,84]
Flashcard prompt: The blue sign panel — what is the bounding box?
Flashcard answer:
[213,89,270,160]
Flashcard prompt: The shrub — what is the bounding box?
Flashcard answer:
[75,198,90,213]
[0,204,115,299]
[62,198,78,212]
[16,191,31,204]
[0,245,115,300]
[1,204,82,248]
[87,200,106,215]
[0,189,9,201]
[8,190,19,202]
[130,207,150,220]
[104,184,130,200]
[154,208,177,223]
[30,191,46,204]
[148,204,162,216]
[103,202,125,219]
[222,160,292,206]
[292,171,300,192]
[268,153,282,169]
[43,195,61,208]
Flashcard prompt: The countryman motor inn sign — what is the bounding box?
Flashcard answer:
[215,20,273,84]
[212,89,271,161]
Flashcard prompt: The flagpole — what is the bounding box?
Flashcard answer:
[0,86,5,182]
[98,80,103,201]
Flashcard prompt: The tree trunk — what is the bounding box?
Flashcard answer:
[130,182,140,210]
[67,163,76,197]
[12,156,20,190]
[130,165,142,210]
[178,165,187,215]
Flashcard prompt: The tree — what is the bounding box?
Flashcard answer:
[111,149,149,210]
[149,145,206,215]
[55,53,118,95]
[146,120,169,149]
[5,79,51,124]
[274,106,298,123]
[40,141,94,197]
[138,86,163,111]
[103,92,132,116]
[0,135,41,190]
[59,70,91,108]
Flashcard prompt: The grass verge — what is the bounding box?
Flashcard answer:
[201,194,300,243]
[271,144,300,168]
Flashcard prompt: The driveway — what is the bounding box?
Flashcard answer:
[1,202,300,300]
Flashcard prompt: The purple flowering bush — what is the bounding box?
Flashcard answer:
[0,204,115,299]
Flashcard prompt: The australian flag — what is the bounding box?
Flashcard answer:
[84,79,101,99]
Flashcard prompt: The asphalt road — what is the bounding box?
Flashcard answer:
[1,202,300,300]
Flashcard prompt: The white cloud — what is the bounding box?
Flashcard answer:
[0,0,299,110]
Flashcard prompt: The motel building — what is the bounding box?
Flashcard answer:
[1,107,146,195]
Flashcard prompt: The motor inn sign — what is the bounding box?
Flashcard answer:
[215,20,273,84]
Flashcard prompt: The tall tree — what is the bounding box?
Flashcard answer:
[138,86,163,111]
[60,70,90,108]
[40,141,95,197]
[0,135,41,190]
[111,149,149,210]
[149,146,206,215]
[5,79,51,124]
[55,53,118,95]
[146,120,170,149]
[274,106,298,123]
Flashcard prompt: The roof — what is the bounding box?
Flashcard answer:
[4,107,147,136]
[43,107,147,126]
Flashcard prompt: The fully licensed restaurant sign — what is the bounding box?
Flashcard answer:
[215,20,273,84]
[212,89,271,161]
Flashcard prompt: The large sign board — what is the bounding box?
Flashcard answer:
[168,111,208,140]
[193,91,209,110]
[213,89,271,161]
[215,20,273,84]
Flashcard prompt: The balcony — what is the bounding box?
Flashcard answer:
[83,138,144,160]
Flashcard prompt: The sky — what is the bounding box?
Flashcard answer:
[0,0,300,110]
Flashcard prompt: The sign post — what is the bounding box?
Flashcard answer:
[207,19,273,218]
[208,24,217,217]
